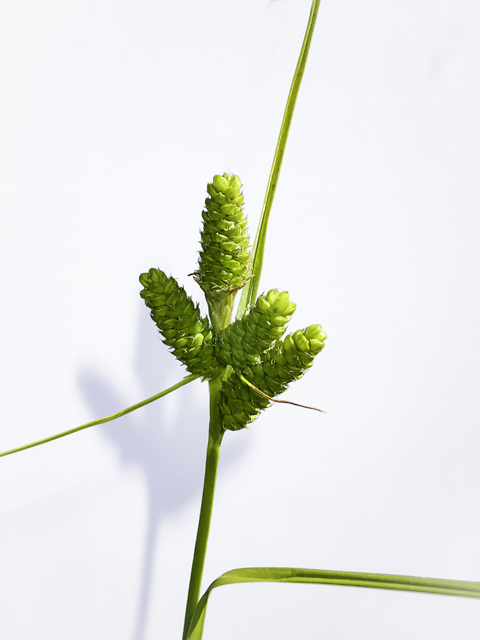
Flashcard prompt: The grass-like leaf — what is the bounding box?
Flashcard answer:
[0,373,199,458]
[236,0,322,319]
[186,567,480,640]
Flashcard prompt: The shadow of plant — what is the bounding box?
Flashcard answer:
[78,306,249,640]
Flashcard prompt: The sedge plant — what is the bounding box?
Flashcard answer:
[1,2,479,639]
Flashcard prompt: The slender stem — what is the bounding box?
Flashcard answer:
[0,374,199,459]
[182,4,323,636]
[237,0,322,319]
[182,378,223,640]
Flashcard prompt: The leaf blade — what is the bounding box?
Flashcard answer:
[236,0,322,319]
[186,567,480,640]
[0,373,199,458]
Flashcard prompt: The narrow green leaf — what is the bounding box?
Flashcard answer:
[0,373,199,458]
[236,0,322,319]
[186,567,480,640]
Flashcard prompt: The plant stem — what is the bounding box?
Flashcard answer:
[0,374,199,459]
[182,3,323,635]
[182,377,224,640]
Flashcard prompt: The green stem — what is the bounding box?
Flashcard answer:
[183,3,323,636]
[237,0,322,319]
[182,377,224,640]
[0,374,199,459]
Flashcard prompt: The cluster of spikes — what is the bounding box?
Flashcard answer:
[139,173,326,432]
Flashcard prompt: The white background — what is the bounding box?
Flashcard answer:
[1,0,479,638]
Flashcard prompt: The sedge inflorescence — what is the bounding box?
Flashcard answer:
[139,173,326,432]
[194,173,250,297]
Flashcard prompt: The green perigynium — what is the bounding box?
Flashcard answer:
[219,324,327,431]
[139,173,327,432]
[216,289,296,368]
[195,173,250,297]
[139,268,220,379]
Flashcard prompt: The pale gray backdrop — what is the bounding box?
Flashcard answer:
[1,0,479,638]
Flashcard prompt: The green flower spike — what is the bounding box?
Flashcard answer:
[139,268,220,379]
[219,324,327,431]
[216,289,296,368]
[194,173,250,330]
